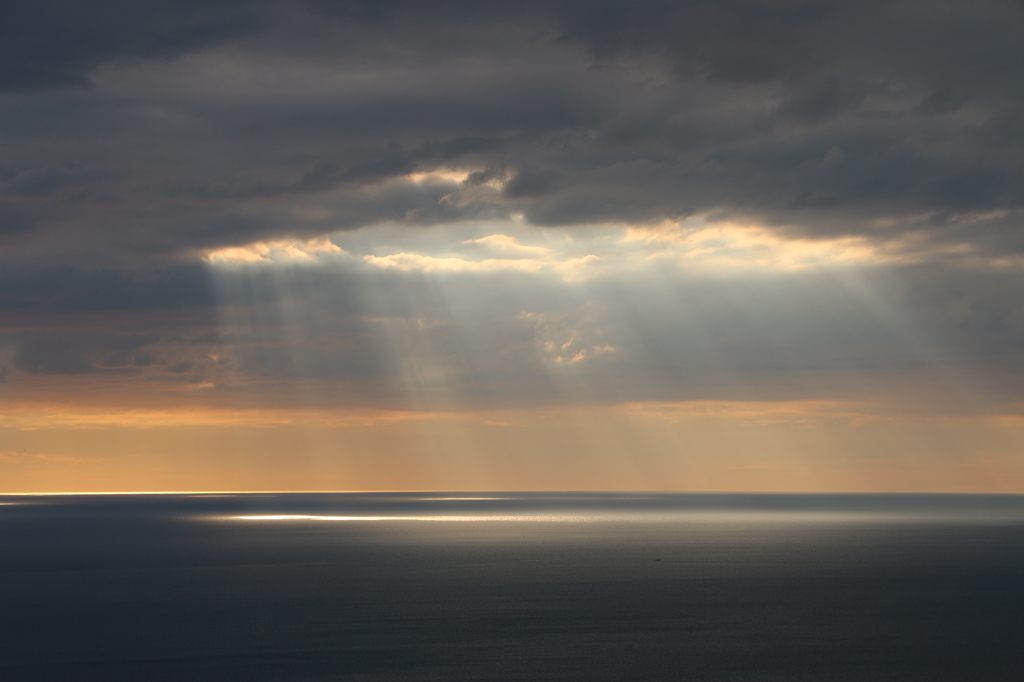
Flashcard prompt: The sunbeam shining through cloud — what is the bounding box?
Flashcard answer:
[3,0,1024,494]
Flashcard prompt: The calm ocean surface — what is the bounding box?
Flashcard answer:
[2,492,1024,681]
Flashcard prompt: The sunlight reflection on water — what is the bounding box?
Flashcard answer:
[223,509,1024,524]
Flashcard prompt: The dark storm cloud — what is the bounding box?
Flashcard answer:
[2,0,1024,412]
[0,0,263,92]
[2,0,1023,266]
[0,264,219,381]
[0,321,226,383]
[6,330,159,375]
[0,265,214,313]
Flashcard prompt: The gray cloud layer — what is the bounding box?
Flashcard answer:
[2,1,1024,411]
[3,0,1024,263]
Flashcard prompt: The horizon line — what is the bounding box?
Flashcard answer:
[3,490,1023,497]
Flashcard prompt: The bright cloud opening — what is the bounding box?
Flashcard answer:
[204,236,344,265]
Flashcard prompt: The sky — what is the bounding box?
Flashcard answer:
[3,0,1024,493]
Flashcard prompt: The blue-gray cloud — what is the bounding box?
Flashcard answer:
[3,0,1024,414]
[1,0,1023,264]
[0,0,263,92]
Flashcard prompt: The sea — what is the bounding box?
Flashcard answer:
[2,492,1024,681]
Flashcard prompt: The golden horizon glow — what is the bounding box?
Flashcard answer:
[7,220,1023,495]
[2,399,1023,494]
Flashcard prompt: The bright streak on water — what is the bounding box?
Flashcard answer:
[417,497,515,500]
[225,510,1024,524]
[231,514,594,522]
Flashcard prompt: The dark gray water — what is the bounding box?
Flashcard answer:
[2,493,1024,681]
